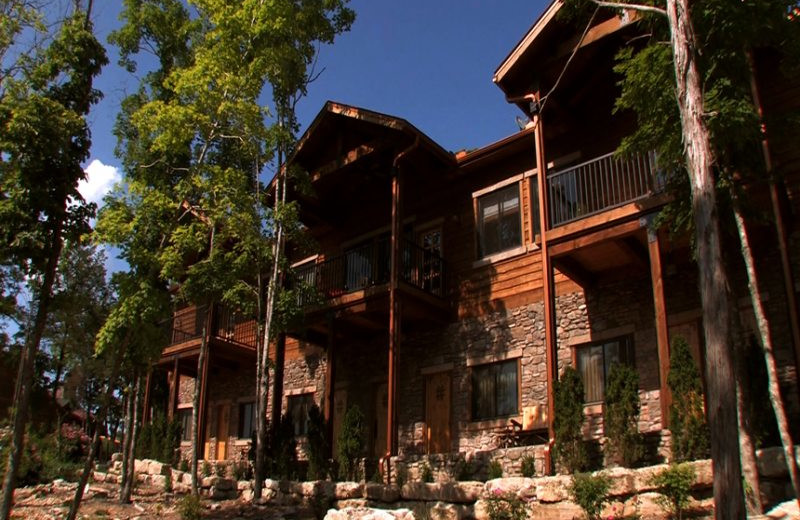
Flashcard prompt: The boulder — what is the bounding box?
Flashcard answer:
[757,446,797,479]
[400,482,482,503]
[111,452,123,463]
[324,506,414,520]
[364,483,400,503]
[147,460,164,476]
[483,477,534,497]
[603,466,634,497]
[335,481,364,499]
[428,501,473,520]
[534,475,571,503]
[133,459,148,473]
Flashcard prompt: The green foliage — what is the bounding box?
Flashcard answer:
[667,337,709,462]
[649,463,695,520]
[395,463,408,487]
[265,413,298,480]
[485,488,529,520]
[232,460,252,481]
[420,462,434,483]
[568,472,611,520]
[554,366,587,473]
[163,466,173,493]
[604,363,643,467]
[336,405,365,481]
[520,455,537,478]
[178,494,202,520]
[201,460,211,478]
[179,458,189,472]
[0,427,84,486]
[454,457,475,481]
[742,335,779,448]
[487,460,503,480]
[135,414,181,464]
[304,404,330,480]
[214,463,225,477]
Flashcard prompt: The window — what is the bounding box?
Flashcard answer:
[238,401,256,439]
[477,183,522,257]
[288,394,314,437]
[471,359,518,420]
[178,408,193,442]
[529,176,541,239]
[575,336,635,403]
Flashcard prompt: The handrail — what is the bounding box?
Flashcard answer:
[168,304,258,348]
[547,151,664,227]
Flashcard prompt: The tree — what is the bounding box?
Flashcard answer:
[667,336,709,462]
[0,2,106,517]
[604,363,643,467]
[553,366,587,473]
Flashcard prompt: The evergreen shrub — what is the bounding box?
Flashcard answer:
[667,336,709,461]
[554,366,587,473]
[604,363,643,467]
[336,405,365,481]
[568,472,611,520]
[304,404,330,480]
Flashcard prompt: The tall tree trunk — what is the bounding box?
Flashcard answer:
[51,333,67,402]
[665,1,745,517]
[732,204,800,507]
[121,374,141,504]
[119,383,134,498]
[190,310,210,496]
[66,335,126,520]
[0,220,64,520]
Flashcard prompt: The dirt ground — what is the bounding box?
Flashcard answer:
[9,480,308,520]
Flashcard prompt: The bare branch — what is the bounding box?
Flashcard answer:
[590,0,667,17]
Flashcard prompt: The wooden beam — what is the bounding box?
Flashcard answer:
[549,218,645,257]
[551,11,639,63]
[553,256,595,289]
[168,357,179,421]
[196,311,212,463]
[647,226,672,428]
[310,139,386,182]
[270,333,286,428]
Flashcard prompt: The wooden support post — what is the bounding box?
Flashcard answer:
[533,98,558,476]
[271,333,286,428]
[142,369,153,425]
[168,357,179,420]
[648,226,672,427]
[196,310,212,463]
[387,167,402,463]
[324,313,336,452]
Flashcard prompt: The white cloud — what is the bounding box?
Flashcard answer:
[79,159,121,206]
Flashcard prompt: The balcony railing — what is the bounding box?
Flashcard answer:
[547,151,664,227]
[295,238,446,305]
[169,304,258,348]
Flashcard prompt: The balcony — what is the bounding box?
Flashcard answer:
[295,238,447,308]
[167,304,259,353]
[547,151,665,228]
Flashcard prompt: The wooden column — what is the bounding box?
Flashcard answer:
[270,333,286,428]
[324,313,336,446]
[387,166,402,461]
[533,98,558,475]
[648,226,672,426]
[142,369,153,424]
[196,309,213,462]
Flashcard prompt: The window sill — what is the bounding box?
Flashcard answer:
[460,414,522,432]
[584,403,604,414]
[233,439,251,446]
[472,246,526,268]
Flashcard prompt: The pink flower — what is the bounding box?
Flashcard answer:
[493,487,504,496]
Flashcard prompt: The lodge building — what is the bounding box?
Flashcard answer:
[142,0,800,475]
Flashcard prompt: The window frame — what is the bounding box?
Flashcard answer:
[470,358,520,421]
[287,393,315,438]
[237,401,256,439]
[473,176,524,260]
[574,335,635,404]
[177,407,193,442]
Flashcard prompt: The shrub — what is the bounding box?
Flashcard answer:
[179,458,189,472]
[214,463,225,477]
[420,462,434,483]
[604,363,643,467]
[336,405,365,481]
[395,462,408,487]
[136,414,181,464]
[554,366,587,473]
[232,460,252,481]
[454,457,475,481]
[650,463,695,520]
[487,459,503,480]
[178,494,202,520]
[667,336,709,461]
[485,488,528,520]
[265,413,298,480]
[304,404,331,480]
[201,460,211,478]
[163,467,173,493]
[520,455,537,478]
[568,472,611,520]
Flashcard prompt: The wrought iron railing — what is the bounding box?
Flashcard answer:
[168,304,258,348]
[547,151,664,227]
[295,238,446,305]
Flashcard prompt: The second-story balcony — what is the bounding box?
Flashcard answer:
[165,304,259,357]
[547,151,666,229]
[295,238,447,309]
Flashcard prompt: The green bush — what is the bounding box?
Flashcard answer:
[568,472,611,520]
[650,463,695,520]
[667,336,709,461]
[178,494,202,520]
[520,455,537,478]
[136,414,181,464]
[454,457,475,481]
[604,363,643,467]
[336,405,365,481]
[163,467,173,493]
[0,427,83,486]
[420,462,434,483]
[232,460,252,481]
[179,458,189,472]
[554,367,587,473]
[485,488,528,520]
[214,463,225,477]
[202,460,211,478]
[487,459,503,480]
[263,413,298,480]
[395,463,408,487]
[304,404,330,480]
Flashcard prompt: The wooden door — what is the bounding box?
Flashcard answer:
[425,372,451,454]
[374,383,388,457]
[215,403,229,460]
[332,390,347,455]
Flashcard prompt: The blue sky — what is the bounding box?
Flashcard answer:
[80,1,548,197]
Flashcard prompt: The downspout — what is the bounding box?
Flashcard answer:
[383,135,420,484]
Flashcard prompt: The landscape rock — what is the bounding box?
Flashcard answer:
[335,481,364,499]
[365,483,400,503]
[324,506,414,520]
[534,475,570,503]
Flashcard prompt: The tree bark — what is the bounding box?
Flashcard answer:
[119,383,134,499]
[0,219,65,520]
[664,0,745,517]
[732,204,800,507]
[190,309,210,495]
[120,374,141,503]
[66,334,126,520]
